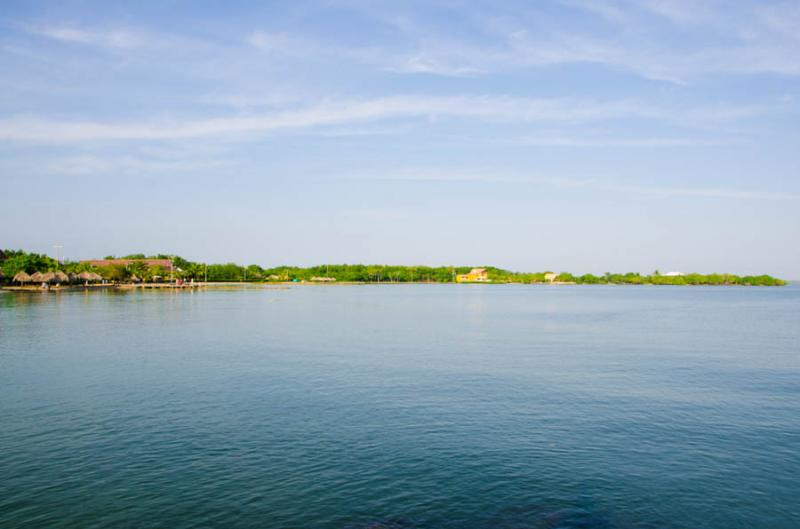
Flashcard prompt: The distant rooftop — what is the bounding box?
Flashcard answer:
[81,258,173,268]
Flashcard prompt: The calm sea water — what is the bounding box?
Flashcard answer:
[1,284,798,529]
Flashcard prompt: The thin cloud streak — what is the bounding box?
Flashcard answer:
[46,154,237,176]
[0,95,762,143]
[28,26,148,49]
[21,5,800,86]
[518,136,741,147]
[610,184,800,201]
[347,169,798,201]
[375,1,800,81]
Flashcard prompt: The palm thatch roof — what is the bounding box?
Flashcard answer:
[29,271,58,283]
[68,272,79,282]
[54,271,69,283]
[13,271,31,283]
[77,271,103,282]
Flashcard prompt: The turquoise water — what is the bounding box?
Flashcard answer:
[1,284,798,529]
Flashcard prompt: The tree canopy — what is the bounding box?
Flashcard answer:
[0,249,787,286]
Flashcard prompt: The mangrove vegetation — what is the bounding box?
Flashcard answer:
[0,249,787,287]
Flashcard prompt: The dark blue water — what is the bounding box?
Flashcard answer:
[1,285,798,528]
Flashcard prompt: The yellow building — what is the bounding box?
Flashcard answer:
[456,268,489,283]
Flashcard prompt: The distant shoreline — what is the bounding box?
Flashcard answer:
[1,280,789,292]
[1,250,788,288]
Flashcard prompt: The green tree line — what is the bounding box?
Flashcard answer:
[0,249,787,286]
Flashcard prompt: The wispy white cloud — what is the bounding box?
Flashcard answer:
[28,26,147,49]
[47,154,236,175]
[610,184,800,200]
[557,0,633,25]
[344,167,798,200]
[376,27,627,78]
[755,2,800,41]
[247,31,314,56]
[22,2,800,89]
[247,30,389,69]
[313,125,407,137]
[563,0,800,78]
[637,0,715,25]
[567,0,718,27]
[0,95,761,142]
[384,54,482,76]
[361,1,800,81]
[518,135,741,147]
[343,167,597,190]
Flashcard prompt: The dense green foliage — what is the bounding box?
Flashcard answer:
[0,250,60,276]
[0,250,96,277]
[0,249,787,286]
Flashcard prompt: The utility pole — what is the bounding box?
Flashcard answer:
[53,245,63,269]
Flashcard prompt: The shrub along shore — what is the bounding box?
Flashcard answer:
[0,250,787,287]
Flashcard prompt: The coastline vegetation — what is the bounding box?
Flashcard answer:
[0,249,787,286]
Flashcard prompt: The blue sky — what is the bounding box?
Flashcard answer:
[1,0,798,276]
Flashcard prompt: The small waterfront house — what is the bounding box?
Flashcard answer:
[544,272,558,283]
[456,268,489,283]
[663,271,685,277]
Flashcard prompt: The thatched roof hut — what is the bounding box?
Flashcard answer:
[68,272,79,283]
[77,271,102,282]
[54,271,69,283]
[13,271,31,284]
[40,271,57,283]
[30,271,45,283]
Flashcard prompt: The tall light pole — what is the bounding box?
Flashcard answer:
[53,245,63,270]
